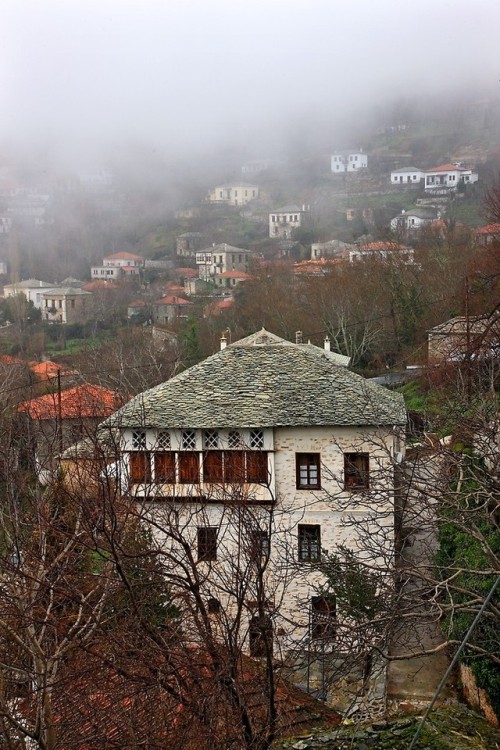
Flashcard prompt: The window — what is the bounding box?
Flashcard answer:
[129,452,151,483]
[249,614,273,657]
[155,452,176,482]
[203,451,224,482]
[182,430,196,450]
[132,430,147,449]
[249,429,264,449]
[203,430,219,449]
[179,452,200,483]
[225,450,245,482]
[246,451,267,482]
[296,453,320,489]
[197,527,217,561]
[344,452,369,490]
[298,525,321,562]
[310,595,336,639]
[157,431,171,450]
[207,597,221,614]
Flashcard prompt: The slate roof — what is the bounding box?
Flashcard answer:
[104,329,406,430]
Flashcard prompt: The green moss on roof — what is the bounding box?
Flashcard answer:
[104,331,406,430]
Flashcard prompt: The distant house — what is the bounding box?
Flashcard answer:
[390,207,439,234]
[390,167,425,185]
[269,205,309,239]
[196,243,252,281]
[475,223,500,246]
[41,287,93,324]
[424,164,478,193]
[349,241,414,264]
[428,314,500,363]
[331,150,368,173]
[311,239,354,260]
[213,270,252,289]
[176,232,207,258]
[206,184,259,207]
[18,384,122,483]
[3,279,56,310]
[152,295,192,325]
[127,300,148,321]
[240,159,278,175]
[91,251,144,280]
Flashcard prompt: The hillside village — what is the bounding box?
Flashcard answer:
[0,97,498,749]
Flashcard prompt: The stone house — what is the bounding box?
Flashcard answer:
[390,207,439,234]
[101,329,406,666]
[18,384,122,484]
[428,315,500,362]
[41,286,93,324]
[269,205,309,239]
[196,243,252,281]
[152,295,192,325]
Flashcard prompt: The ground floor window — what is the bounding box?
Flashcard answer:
[310,595,336,639]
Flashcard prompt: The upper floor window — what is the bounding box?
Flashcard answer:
[203,430,219,449]
[296,453,321,489]
[182,430,196,450]
[129,452,151,483]
[179,452,200,483]
[157,431,171,450]
[249,429,264,449]
[132,430,147,450]
[228,430,241,449]
[155,452,176,483]
[344,452,369,490]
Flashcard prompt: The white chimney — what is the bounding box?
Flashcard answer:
[220,335,227,350]
[324,335,331,351]
[295,330,303,345]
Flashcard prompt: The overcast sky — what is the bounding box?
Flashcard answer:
[1,0,499,164]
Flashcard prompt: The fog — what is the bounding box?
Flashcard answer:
[1,0,499,168]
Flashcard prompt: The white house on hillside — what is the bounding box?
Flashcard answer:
[196,243,253,282]
[206,184,259,207]
[91,252,144,280]
[102,329,406,678]
[3,279,56,310]
[269,205,309,239]
[424,164,478,193]
[390,207,439,234]
[390,167,425,185]
[331,150,368,173]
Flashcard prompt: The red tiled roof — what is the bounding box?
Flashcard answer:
[174,268,199,278]
[357,241,409,251]
[82,280,120,291]
[18,384,123,420]
[426,163,467,172]
[475,223,500,235]
[128,299,146,308]
[30,361,78,381]
[155,295,192,306]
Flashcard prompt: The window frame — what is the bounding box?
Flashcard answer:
[298,524,321,562]
[197,527,217,562]
[296,453,321,490]
[129,451,152,483]
[310,595,336,640]
[344,452,370,490]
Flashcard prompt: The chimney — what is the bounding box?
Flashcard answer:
[295,330,303,345]
[324,335,331,351]
[220,335,227,350]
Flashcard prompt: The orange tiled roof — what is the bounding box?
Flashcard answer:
[30,361,78,381]
[216,270,252,279]
[82,280,120,291]
[475,223,500,235]
[154,295,192,306]
[18,384,122,420]
[426,163,467,172]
